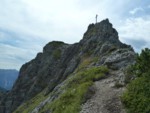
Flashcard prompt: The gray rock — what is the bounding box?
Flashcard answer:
[104,49,135,70]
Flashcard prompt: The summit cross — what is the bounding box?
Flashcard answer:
[96,14,98,23]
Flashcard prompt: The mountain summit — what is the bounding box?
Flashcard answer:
[0,19,135,113]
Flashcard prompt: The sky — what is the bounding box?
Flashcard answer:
[0,0,150,70]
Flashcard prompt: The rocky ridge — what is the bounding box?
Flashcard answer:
[0,19,135,113]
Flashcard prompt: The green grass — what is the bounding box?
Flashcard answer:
[40,66,108,113]
[13,56,108,113]
[49,82,92,113]
[76,58,93,71]
[14,91,49,113]
[48,41,65,47]
[53,49,61,60]
[121,48,150,113]
[121,76,150,113]
[76,57,99,72]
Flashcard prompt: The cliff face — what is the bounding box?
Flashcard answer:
[0,19,135,113]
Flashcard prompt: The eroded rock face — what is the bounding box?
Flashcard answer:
[0,19,135,113]
[104,49,135,69]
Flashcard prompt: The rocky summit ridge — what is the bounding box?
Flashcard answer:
[0,19,135,113]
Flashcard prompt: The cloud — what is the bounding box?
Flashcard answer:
[0,29,44,70]
[0,43,34,70]
[0,0,91,44]
[119,17,150,40]
[120,38,147,52]
[118,16,150,52]
[0,0,150,69]
[0,40,44,70]
[0,0,132,43]
[129,7,144,15]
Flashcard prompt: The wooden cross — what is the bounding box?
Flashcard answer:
[96,14,98,23]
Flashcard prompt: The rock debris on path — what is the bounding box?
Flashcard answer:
[80,72,126,113]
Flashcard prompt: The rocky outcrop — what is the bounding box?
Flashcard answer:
[0,19,135,113]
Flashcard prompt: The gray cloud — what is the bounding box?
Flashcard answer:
[0,0,150,69]
[0,29,45,70]
[121,38,147,52]
[129,7,144,15]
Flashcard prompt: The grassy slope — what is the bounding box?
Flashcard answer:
[40,66,108,113]
[14,91,49,113]
[14,57,108,113]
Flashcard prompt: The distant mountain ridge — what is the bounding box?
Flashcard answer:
[0,69,19,90]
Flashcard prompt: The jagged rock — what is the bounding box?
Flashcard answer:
[0,19,135,113]
[104,49,135,70]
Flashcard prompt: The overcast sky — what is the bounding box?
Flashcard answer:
[0,0,150,70]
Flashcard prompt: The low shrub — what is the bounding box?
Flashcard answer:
[122,48,150,113]
[53,49,61,60]
[121,76,150,113]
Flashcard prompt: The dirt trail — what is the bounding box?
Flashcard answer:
[80,72,126,113]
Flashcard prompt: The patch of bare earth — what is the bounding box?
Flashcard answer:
[80,71,126,113]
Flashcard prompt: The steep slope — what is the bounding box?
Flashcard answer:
[0,87,7,100]
[0,69,18,90]
[0,87,7,97]
[0,19,135,113]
